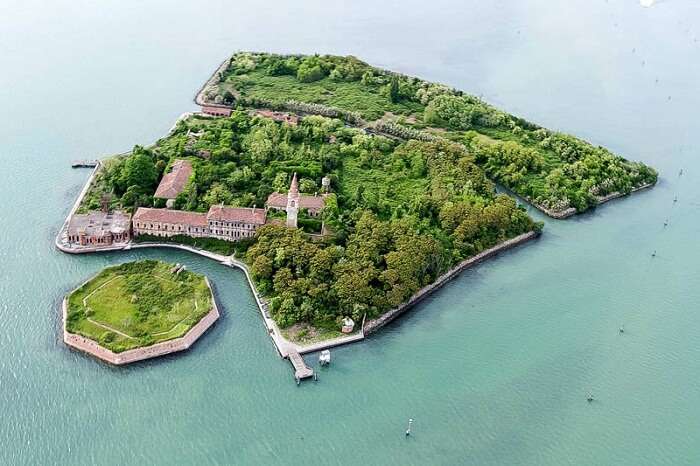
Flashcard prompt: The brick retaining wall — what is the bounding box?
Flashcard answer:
[62,277,220,365]
[363,231,540,334]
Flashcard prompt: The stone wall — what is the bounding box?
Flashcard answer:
[62,277,220,365]
[363,231,540,334]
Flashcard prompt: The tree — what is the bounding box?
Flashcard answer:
[389,76,400,103]
[202,183,234,207]
[297,63,325,83]
[299,178,316,193]
[252,255,273,280]
[244,127,275,163]
[272,172,289,192]
[118,152,158,194]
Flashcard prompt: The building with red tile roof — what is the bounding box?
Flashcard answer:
[133,207,208,238]
[206,205,266,241]
[265,173,327,228]
[201,106,232,117]
[154,160,193,206]
[133,205,267,242]
[207,205,266,225]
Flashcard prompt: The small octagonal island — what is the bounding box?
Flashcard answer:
[62,260,219,365]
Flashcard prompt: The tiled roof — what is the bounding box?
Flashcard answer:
[133,207,208,227]
[202,106,232,116]
[265,193,327,211]
[298,195,326,210]
[154,160,193,199]
[266,193,288,208]
[207,205,266,225]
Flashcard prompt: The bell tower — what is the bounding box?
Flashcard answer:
[286,173,299,228]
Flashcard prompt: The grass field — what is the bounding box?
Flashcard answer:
[208,53,656,215]
[225,69,424,121]
[66,260,213,353]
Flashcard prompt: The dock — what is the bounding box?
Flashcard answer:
[288,349,314,382]
[71,160,99,168]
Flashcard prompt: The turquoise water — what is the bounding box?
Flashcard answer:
[2,0,700,464]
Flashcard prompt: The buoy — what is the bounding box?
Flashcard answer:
[587,394,594,402]
[652,251,657,258]
[619,325,624,334]
[405,418,413,437]
[664,220,668,227]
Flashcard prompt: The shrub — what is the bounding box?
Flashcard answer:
[297,64,325,83]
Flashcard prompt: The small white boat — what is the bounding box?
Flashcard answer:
[319,350,331,366]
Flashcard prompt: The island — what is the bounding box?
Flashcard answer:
[63,260,219,365]
[198,52,658,218]
[55,51,658,366]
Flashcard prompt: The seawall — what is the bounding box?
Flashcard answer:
[363,230,540,334]
[63,277,220,365]
[194,56,233,107]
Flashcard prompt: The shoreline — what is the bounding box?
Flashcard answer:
[594,181,656,208]
[537,180,658,219]
[194,56,233,108]
[498,180,657,220]
[52,125,541,359]
[128,242,365,357]
[57,233,539,359]
[197,54,657,219]
[54,82,650,360]
[62,276,220,365]
[364,231,540,334]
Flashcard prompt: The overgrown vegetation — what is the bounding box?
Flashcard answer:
[66,260,213,352]
[203,52,657,215]
[85,112,539,329]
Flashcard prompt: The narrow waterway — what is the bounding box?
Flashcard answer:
[1,0,699,464]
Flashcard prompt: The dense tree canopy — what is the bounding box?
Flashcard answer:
[209,52,657,216]
[85,111,540,329]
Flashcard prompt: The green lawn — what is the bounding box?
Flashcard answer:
[66,260,213,352]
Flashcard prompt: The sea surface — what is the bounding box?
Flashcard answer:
[1,0,699,464]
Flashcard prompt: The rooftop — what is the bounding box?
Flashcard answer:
[201,106,232,116]
[207,205,267,225]
[154,159,193,200]
[266,192,327,211]
[133,207,208,227]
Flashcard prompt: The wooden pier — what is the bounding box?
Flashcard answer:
[71,160,99,168]
[288,349,314,382]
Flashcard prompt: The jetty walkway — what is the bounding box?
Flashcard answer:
[288,349,314,382]
[56,156,539,377]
